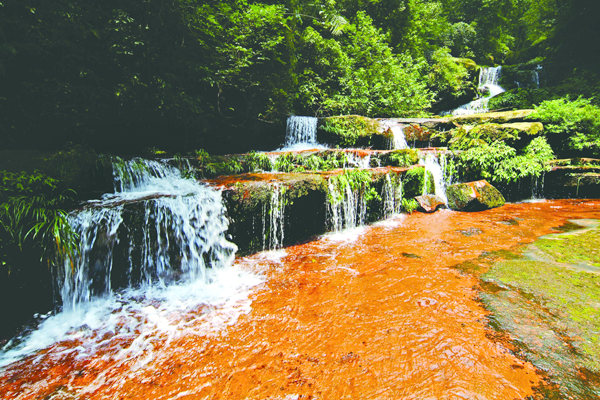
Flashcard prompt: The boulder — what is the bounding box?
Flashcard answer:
[415,194,446,213]
[447,180,505,211]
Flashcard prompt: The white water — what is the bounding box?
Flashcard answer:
[262,184,286,250]
[279,116,326,151]
[346,152,371,169]
[327,179,368,232]
[452,66,505,116]
[0,158,264,369]
[421,153,448,204]
[380,120,409,150]
[382,174,403,218]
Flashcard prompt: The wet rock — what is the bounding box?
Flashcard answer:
[317,115,385,148]
[447,180,506,211]
[449,109,535,125]
[415,194,446,213]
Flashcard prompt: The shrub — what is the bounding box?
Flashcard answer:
[456,137,554,184]
[532,96,600,157]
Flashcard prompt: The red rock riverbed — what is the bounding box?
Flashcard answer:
[2,199,599,399]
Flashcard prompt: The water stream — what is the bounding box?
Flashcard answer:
[3,200,599,399]
[0,158,258,369]
[451,66,505,116]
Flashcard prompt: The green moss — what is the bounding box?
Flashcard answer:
[446,181,505,211]
[537,229,600,267]
[449,109,535,125]
[446,183,475,210]
[402,166,432,198]
[479,223,600,397]
[383,149,420,167]
[320,116,382,147]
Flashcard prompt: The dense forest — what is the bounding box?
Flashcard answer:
[1,0,600,339]
[1,0,599,153]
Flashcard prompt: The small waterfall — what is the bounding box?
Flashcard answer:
[59,158,237,312]
[262,184,286,250]
[284,116,319,148]
[531,172,546,200]
[346,152,371,169]
[452,66,505,116]
[380,120,408,150]
[0,157,255,368]
[382,174,403,218]
[421,153,448,203]
[327,177,368,232]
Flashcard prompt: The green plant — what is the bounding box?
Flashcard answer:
[456,137,555,184]
[387,149,420,167]
[321,116,381,147]
[0,171,77,271]
[195,149,212,166]
[532,96,600,157]
[244,151,273,172]
[401,198,419,214]
[327,169,380,205]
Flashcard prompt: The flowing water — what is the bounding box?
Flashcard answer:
[452,66,505,116]
[3,200,600,399]
[0,158,254,370]
[280,116,325,151]
[380,120,409,150]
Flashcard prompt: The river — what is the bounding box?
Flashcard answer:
[2,199,599,399]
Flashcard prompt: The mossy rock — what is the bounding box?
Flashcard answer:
[446,180,505,211]
[378,149,420,168]
[480,222,600,397]
[449,109,535,125]
[317,116,384,148]
[403,166,435,198]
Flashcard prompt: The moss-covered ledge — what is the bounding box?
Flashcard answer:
[449,109,535,125]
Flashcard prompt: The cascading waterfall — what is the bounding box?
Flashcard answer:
[262,184,286,250]
[380,120,408,150]
[0,158,259,368]
[59,158,237,311]
[382,174,403,218]
[421,153,448,203]
[452,66,505,116]
[327,179,368,232]
[282,116,323,150]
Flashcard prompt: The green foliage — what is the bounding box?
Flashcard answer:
[456,137,555,184]
[387,149,421,168]
[532,96,600,157]
[402,166,433,198]
[401,198,420,214]
[429,47,471,99]
[244,151,274,172]
[272,151,348,173]
[0,171,77,271]
[296,12,433,117]
[321,116,381,147]
[327,169,380,205]
[448,124,521,150]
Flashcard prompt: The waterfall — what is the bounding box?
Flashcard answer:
[262,184,286,250]
[421,153,448,203]
[0,158,255,368]
[326,177,368,232]
[346,152,371,169]
[380,120,408,150]
[58,158,238,312]
[452,66,505,116]
[382,174,403,218]
[281,116,323,151]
